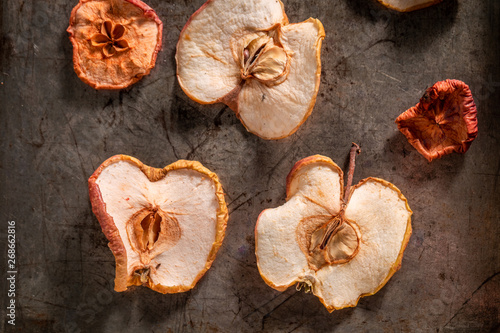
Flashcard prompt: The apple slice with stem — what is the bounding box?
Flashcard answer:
[255,144,412,311]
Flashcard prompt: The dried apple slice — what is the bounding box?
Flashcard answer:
[255,144,412,312]
[395,79,478,162]
[67,0,163,90]
[88,155,228,293]
[377,0,442,12]
[176,0,325,140]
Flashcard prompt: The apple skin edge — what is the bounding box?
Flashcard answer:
[285,155,343,200]
[88,155,229,293]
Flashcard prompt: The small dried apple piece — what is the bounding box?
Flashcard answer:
[395,79,478,162]
[255,145,412,311]
[89,155,228,293]
[377,0,442,12]
[67,0,163,90]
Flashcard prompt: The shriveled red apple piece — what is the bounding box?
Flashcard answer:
[176,0,325,140]
[89,155,228,293]
[67,0,163,89]
[396,79,478,162]
[255,144,412,312]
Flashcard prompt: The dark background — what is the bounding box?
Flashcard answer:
[1,0,499,332]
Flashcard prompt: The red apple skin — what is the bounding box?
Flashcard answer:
[396,79,478,162]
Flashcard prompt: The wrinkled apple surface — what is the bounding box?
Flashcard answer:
[255,155,412,312]
[68,0,163,89]
[396,79,478,162]
[89,155,228,293]
[377,0,442,12]
[176,0,325,140]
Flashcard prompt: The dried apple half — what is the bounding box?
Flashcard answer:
[67,0,163,89]
[377,0,442,12]
[396,79,478,162]
[176,0,325,140]
[88,155,228,293]
[255,144,412,312]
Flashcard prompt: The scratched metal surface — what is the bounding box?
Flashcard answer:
[0,0,499,332]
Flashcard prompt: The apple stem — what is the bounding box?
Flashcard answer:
[344,143,361,204]
[310,143,362,257]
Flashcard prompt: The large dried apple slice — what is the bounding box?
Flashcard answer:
[67,0,163,90]
[377,0,442,12]
[176,0,325,140]
[89,155,228,293]
[255,145,412,312]
[395,79,478,162]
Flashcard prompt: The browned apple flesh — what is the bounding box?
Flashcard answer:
[67,0,163,89]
